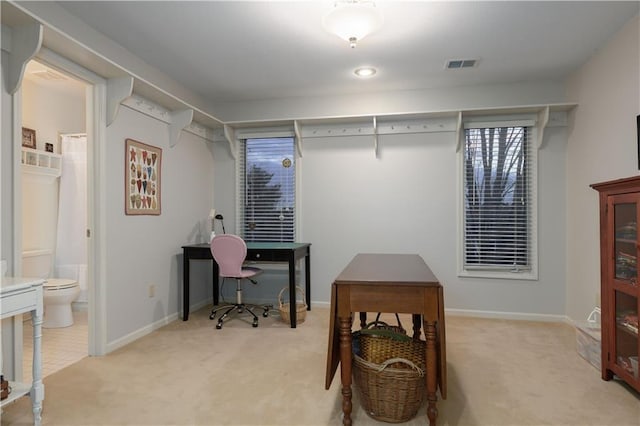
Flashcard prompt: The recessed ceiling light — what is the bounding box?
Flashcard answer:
[354,67,377,77]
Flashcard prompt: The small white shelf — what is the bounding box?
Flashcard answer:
[1,381,31,407]
[21,148,62,177]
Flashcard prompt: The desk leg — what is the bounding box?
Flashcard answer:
[289,255,297,328]
[339,316,353,426]
[212,261,219,306]
[424,319,438,426]
[412,314,422,340]
[183,254,190,321]
[31,311,44,426]
[305,251,311,310]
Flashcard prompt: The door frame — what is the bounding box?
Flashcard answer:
[13,48,107,359]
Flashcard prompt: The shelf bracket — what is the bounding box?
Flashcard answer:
[293,120,303,157]
[537,106,550,149]
[373,116,379,158]
[455,111,463,152]
[4,23,43,95]
[169,109,193,147]
[224,124,237,160]
[106,76,134,126]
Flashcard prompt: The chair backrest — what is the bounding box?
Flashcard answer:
[210,234,248,278]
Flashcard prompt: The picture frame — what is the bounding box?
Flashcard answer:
[45,143,54,153]
[22,127,36,149]
[125,138,162,215]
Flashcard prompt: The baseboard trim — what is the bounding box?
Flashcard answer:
[106,299,212,354]
[446,308,568,323]
[72,301,88,312]
[308,302,568,323]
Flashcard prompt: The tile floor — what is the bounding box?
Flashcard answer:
[22,310,88,383]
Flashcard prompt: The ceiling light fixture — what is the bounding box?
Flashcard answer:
[354,67,377,77]
[323,0,383,49]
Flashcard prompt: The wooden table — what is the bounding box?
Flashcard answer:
[182,242,311,327]
[325,253,446,425]
[1,277,45,425]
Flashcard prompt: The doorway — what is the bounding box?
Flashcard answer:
[20,60,89,380]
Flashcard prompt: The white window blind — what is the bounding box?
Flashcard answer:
[237,137,295,242]
[462,125,536,272]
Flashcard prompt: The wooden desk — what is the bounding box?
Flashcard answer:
[325,253,446,426]
[1,277,45,425]
[182,242,311,327]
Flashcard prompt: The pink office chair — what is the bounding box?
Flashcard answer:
[209,234,270,329]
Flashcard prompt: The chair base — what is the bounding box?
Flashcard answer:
[209,303,271,329]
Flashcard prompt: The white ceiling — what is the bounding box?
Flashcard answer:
[53,0,637,110]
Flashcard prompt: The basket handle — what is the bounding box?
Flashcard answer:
[278,286,306,309]
[374,312,404,330]
[377,358,425,377]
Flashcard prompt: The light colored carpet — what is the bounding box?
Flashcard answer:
[1,307,639,425]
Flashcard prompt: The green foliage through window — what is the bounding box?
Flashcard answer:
[240,138,295,242]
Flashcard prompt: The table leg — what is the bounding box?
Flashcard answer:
[183,253,190,321]
[339,316,353,426]
[289,254,297,328]
[31,311,44,425]
[424,318,438,426]
[359,312,367,328]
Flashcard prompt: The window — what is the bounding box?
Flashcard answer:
[237,137,295,242]
[461,123,537,276]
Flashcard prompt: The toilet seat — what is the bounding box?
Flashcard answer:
[44,278,78,291]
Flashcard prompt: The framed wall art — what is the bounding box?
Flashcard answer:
[22,127,36,149]
[125,138,162,215]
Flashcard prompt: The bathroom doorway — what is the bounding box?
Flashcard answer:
[20,60,89,381]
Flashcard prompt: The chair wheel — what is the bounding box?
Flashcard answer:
[209,312,216,320]
[252,320,259,328]
[262,311,269,317]
[216,322,223,330]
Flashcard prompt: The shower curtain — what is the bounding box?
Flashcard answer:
[55,134,88,302]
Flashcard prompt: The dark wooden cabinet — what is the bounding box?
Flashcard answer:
[592,176,640,392]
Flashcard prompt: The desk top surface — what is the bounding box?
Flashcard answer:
[1,276,44,293]
[183,242,310,250]
[334,253,439,286]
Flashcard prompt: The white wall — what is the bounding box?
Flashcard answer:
[214,125,568,318]
[1,49,18,380]
[22,76,86,153]
[21,76,85,254]
[217,80,567,123]
[105,106,215,344]
[565,16,640,321]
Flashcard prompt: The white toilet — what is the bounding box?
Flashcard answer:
[22,249,80,328]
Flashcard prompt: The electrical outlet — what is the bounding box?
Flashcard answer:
[148,284,155,298]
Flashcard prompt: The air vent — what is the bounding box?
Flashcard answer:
[31,70,67,81]
[446,59,478,69]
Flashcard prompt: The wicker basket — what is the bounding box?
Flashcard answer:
[353,354,425,423]
[357,328,426,370]
[278,286,307,325]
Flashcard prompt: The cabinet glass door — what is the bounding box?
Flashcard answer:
[613,201,639,380]
[614,203,637,283]
[615,291,638,379]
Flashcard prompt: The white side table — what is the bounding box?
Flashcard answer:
[1,277,44,425]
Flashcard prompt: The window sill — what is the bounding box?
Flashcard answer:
[458,269,538,281]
